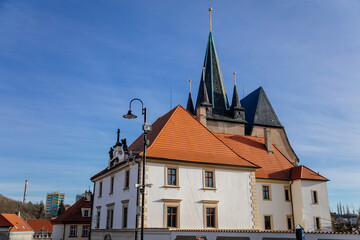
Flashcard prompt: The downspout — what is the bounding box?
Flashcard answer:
[62,224,65,240]
[89,182,95,240]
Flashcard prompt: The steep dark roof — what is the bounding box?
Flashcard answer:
[196,32,229,114]
[186,92,195,115]
[230,85,243,111]
[241,87,283,135]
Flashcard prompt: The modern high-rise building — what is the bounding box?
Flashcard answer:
[45,192,65,217]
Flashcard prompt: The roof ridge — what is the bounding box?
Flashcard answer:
[146,106,182,153]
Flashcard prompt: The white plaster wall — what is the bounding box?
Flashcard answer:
[52,224,64,240]
[297,180,331,232]
[145,162,253,229]
[91,162,139,230]
[7,232,33,240]
[256,182,292,230]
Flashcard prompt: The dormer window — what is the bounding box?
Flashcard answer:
[84,210,89,217]
[81,208,91,217]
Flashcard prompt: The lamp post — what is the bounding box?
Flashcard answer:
[123,98,151,240]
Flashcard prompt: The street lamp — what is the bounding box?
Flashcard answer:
[123,98,151,240]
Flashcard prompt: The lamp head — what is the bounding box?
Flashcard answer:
[123,110,137,119]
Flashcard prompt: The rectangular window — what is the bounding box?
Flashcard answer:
[287,216,293,230]
[96,208,101,229]
[264,216,272,230]
[205,171,214,188]
[263,185,271,200]
[206,208,216,228]
[284,186,291,201]
[98,182,103,197]
[69,225,77,236]
[312,190,318,204]
[125,170,130,189]
[106,209,114,229]
[122,207,128,228]
[84,209,89,217]
[82,226,89,237]
[110,176,114,194]
[315,217,321,230]
[167,168,177,185]
[167,207,177,227]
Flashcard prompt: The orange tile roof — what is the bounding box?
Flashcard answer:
[129,105,258,168]
[216,134,327,181]
[0,214,33,232]
[291,165,328,181]
[26,219,53,232]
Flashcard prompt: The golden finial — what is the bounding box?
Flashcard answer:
[209,0,212,32]
[233,72,236,86]
[189,80,192,93]
[202,67,206,82]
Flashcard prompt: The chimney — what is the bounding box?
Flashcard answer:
[15,212,20,217]
[264,128,273,153]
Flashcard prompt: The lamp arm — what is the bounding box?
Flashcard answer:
[129,98,144,111]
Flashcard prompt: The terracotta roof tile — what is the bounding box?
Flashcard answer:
[51,198,91,224]
[26,219,53,232]
[291,165,328,181]
[0,214,33,232]
[129,105,257,168]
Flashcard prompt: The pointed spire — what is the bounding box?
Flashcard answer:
[199,67,212,107]
[113,129,122,147]
[186,80,195,115]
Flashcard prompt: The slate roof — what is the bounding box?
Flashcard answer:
[186,92,195,115]
[26,219,53,232]
[195,32,229,115]
[51,198,91,224]
[241,86,283,135]
[0,214,33,232]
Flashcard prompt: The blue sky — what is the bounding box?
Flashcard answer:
[0,0,359,211]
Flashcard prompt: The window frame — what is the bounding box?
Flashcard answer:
[121,200,129,229]
[162,199,181,228]
[312,190,319,204]
[109,176,114,194]
[203,169,216,190]
[202,200,219,229]
[124,169,130,190]
[286,215,293,230]
[284,186,291,202]
[165,165,179,188]
[81,225,89,237]
[264,215,273,230]
[96,207,101,229]
[262,184,272,201]
[106,203,114,229]
[69,225,77,237]
[98,181,103,198]
[315,216,321,230]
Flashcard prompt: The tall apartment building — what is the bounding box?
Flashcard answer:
[45,192,65,217]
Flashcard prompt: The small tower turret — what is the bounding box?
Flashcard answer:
[186,80,195,115]
[230,72,245,120]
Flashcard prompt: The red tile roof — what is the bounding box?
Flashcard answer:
[26,219,53,232]
[291,165,328,181]
[0,214,33,232]
[129,105,258,168]
[51,198,91,224]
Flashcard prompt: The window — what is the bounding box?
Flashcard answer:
[315,217,321,230]
[287,215,293,230]
[106,204,114,229]
[98,181,103,198]
[168,168,176,185]
[202,200,218,229]
[122,200,129,229]
[284,186,291,201]
[84,209,89,217]
[96,207,101,229]
[206,208,216,228]
[262,185,271,200]
[264,215,272,230]
[203,170,215,189]
[69,225,77,237]
[312,190,318,204]
[162,199,181,228]
[124,170,130,189]
[110,176,114,194]
[165,166,179,187]
[167,207,177,227]
[82,225,89,237]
